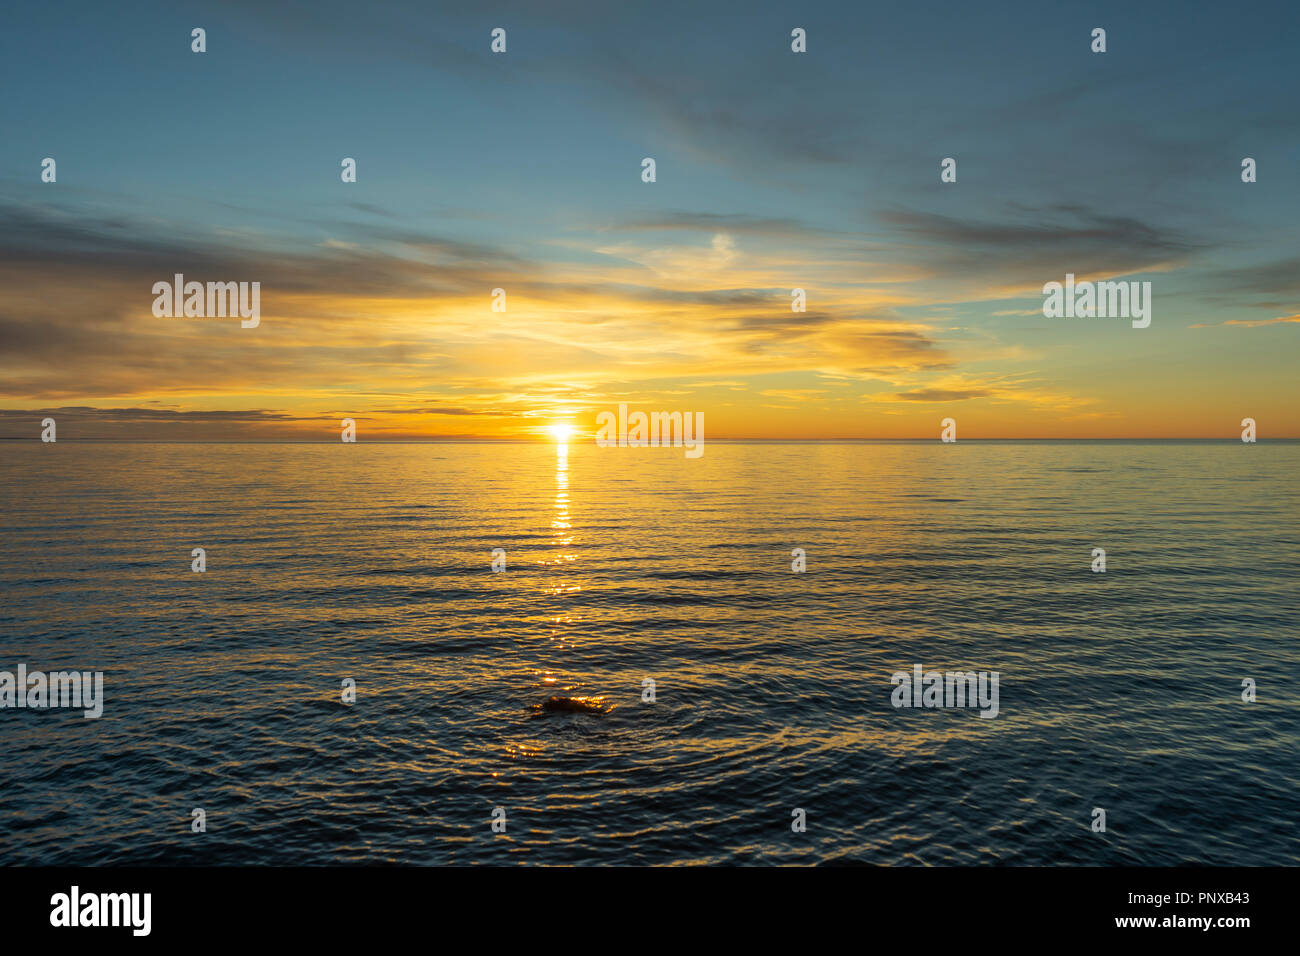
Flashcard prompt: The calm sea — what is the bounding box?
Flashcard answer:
[1,441,1297,865]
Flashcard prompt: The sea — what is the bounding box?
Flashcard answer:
[1,440,1296,865]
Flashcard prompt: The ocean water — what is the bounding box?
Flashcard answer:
[1,441,1297,866]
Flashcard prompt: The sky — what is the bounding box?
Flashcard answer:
[0,0,1297,440]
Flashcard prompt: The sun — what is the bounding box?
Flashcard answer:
[548,423,575,442]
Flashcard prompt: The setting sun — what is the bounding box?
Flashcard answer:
[548,423,575,442]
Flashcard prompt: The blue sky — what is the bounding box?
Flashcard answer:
[1,0,1297,438]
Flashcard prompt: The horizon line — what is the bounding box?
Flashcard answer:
[3,438,1295,445]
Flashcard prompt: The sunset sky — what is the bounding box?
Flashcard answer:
[1,0,1297,440]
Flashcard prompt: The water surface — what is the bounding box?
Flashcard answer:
[1,441,1296,865]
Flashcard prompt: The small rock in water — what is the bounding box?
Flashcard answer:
[537,695,614,715]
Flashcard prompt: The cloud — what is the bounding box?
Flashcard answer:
[1191,313,1300,329]
[888,388,992,402]
[600,211,834,240]
[0,406,316,422]
[867,373,1098,414]
[1208,256,1300,297]
[0,195,952,436]
[876,204,1203,297]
